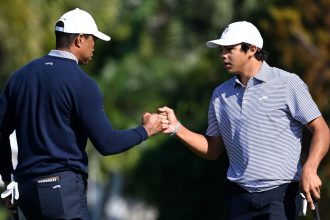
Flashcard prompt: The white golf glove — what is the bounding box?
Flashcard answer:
[1,180,19,204]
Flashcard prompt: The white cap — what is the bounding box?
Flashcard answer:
[206,21,263,49]
[55,8,111,41]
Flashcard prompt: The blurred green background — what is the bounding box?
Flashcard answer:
[0,0,329,219]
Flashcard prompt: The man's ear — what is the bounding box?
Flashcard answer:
[250,45,258,53]
[248,45,258,58]
[74,34,84,48]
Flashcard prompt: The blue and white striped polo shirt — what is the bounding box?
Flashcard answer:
[206,62,321,192]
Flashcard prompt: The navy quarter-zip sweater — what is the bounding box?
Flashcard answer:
[0,55,148,182]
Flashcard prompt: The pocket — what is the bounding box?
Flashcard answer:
[37,176,64,219]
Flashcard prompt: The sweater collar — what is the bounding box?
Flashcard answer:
[48,50,78,63]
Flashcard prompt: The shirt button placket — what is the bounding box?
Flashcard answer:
[241,87,248,114]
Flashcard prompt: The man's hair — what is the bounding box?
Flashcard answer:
[240,42,268,61]
[55,21,79,48]
[55,21,92,49]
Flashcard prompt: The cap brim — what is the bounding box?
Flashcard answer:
[206,40,221,48]
[94,31,111,41]
[206,39,242,48]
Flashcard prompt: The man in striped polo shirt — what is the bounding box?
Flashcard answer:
[159,21,329,219]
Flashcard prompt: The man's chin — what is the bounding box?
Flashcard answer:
[225,68,235,74]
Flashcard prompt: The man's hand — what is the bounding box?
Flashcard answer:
[158,106,179,134]
[300,166,322,210]
[142,112,168,137]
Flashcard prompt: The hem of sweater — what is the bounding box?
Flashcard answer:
[14,167,88,182]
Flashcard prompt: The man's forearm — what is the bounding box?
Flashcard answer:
[175,124,223,160]
[304,119,330,169]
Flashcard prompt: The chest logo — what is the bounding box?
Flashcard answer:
[258,96,268,101]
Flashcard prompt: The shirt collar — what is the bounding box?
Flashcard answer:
[234,61,272,87]
[48,50,78,63]
[254,61,272,83]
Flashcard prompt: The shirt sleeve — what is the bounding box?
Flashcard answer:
[0,80,15,182]
[285,74,321,125]
[74,79,148,156]
[206,90,221,136]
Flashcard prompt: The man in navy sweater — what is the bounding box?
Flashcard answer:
[0,8,164,219]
